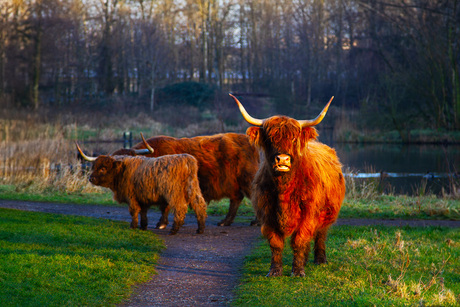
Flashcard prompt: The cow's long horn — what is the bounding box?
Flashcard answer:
[229,93,263,126]
[134,132,154,155]
[299,96,334,127]
[75,142,97,162]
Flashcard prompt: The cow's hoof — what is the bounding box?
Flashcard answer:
[250,219,260,226]
[217,220,231,227]
[266,268,283,277]
[155,223,167,230]
[168,229,179,235]
[291,269,306,277]
[196,228,205,234]
[314,259,328,265]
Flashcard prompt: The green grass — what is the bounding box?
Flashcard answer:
[0,184,119,206]
[0,208,165,306]
[341,195,460,220]
[234,226,460,306]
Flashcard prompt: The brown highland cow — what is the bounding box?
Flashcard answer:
[77,144,207,235]
[230,93,345,277]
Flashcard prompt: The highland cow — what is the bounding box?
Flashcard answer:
[76,144,207,235]
[230,93,345,277]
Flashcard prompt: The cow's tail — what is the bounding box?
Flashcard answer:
[186,159,207,233]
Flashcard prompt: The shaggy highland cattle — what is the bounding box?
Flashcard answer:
[111,132,259,228]
[230,93,345,277]
[76,144,207,235]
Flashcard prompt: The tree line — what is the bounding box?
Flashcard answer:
[0,0,459,132]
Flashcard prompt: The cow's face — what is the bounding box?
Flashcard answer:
[89,155,122,188]
[247,116,318,173]
[230,93,331,173]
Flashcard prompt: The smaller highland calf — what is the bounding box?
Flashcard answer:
[76,143,207,235]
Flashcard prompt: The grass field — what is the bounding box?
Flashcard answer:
[0,208,164,306]
[234,225,460,306]
[0,189,459,306]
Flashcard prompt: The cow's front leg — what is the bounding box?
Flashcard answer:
[291,231,313,277]
[262,225,284,277]
[128,201,141,229]
[314,227,329,264]
[169,204,187,235]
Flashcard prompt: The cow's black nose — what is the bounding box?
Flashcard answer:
[276,154,290,164]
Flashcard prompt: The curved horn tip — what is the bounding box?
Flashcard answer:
[299,96,335,127]
[228,93,264,126]
[75,141,97,162]
[140,132,154,153]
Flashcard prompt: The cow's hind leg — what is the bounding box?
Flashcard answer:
[314,227,329,264]
[140,206,149,230]
[262,225,284,277]
[217,193,244,226]
[189,194,207,234]
[290,231,311,277]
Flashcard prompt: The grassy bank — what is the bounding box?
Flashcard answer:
[0,208,164,306]
[234,225,460,306]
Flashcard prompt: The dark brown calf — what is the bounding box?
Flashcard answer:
[77,145,207,235]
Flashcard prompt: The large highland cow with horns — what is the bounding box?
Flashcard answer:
[230,93,345,277]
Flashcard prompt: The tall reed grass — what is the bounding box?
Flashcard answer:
[0,134,101,194]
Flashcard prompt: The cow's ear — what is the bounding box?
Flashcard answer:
[300,127,318,147]
[246,127,261,147]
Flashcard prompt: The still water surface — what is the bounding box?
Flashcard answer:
[334,143,460,195]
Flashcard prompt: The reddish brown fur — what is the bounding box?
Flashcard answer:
[247,116,345,277]
[112,133,259,227]
[89,154,207,235]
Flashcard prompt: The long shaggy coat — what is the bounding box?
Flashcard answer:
[247,117,345,277]
[89,154,207,235]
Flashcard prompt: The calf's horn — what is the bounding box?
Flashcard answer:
[229,93,263,126]
[75,142,97,162]
[299,96,334,127]
[134,132,154,155]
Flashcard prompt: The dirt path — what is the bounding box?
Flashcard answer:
[1,200,459,307]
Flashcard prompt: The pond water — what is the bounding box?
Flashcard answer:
[334,143,460,195]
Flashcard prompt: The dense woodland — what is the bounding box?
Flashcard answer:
[0,0,459,134]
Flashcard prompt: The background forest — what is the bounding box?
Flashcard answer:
[0,0,459,141]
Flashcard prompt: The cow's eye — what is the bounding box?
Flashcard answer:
[100,167,106,174]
